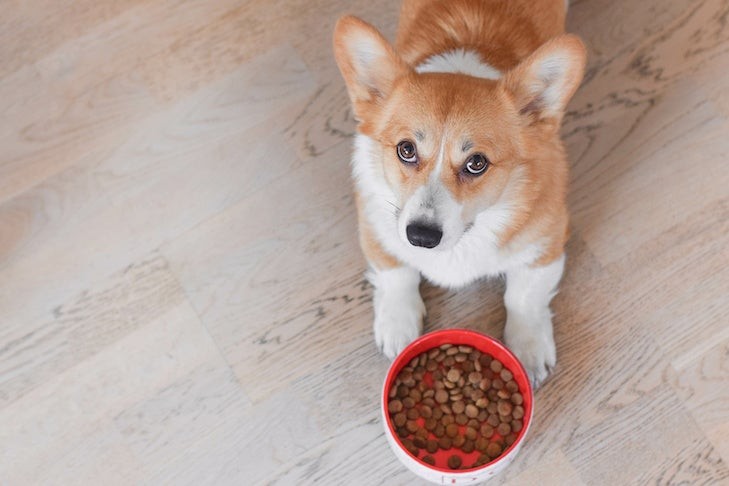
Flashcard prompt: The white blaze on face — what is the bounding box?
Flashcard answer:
[398,135,465,250]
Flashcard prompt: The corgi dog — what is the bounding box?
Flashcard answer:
[333,0,586,386]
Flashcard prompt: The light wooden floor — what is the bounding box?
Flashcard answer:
[1,0,728,484]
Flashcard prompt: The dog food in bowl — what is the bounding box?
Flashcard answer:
[387,345,525,468]
[381,329,533,483]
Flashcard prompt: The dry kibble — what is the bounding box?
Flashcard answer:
[465,404,479,418]
[486,442,503,458]
[448,455,462,469]
[426,439,439,454]
[453,434,466,448]
[388,399,403,413]
[439,436,452,449]
[452,400,465,414]
[497,389,511,400]
[421,405,433,418]
[447,368,461,382]
[497,422,511,436]
[388,346,525,466]
[497,400,513,416]
[476,437,489,451]
[513,405,524,419]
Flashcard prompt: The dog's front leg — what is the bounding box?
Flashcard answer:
[503,254,565,388]
[369,266,425,359]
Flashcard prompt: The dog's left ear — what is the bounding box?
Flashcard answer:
[501,35,587,125]
[333,15,412,121]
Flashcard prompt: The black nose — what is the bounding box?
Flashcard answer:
[406,223,443,248]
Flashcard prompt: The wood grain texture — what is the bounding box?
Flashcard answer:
[1,0,728,484]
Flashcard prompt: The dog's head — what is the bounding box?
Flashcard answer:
[334,16,586,251]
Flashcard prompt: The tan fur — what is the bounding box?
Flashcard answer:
[396,0,566,69]
[334,0,585,269]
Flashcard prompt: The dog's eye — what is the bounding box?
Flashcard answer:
[464,153,490,175]
[397,140,418,164]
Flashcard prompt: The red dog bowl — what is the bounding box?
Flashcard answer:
[381,329,534,484]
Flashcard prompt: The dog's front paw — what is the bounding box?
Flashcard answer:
[373,287,425,360]
[504,317,556,389]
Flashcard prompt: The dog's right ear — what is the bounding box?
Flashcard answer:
[333,16,411,121]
